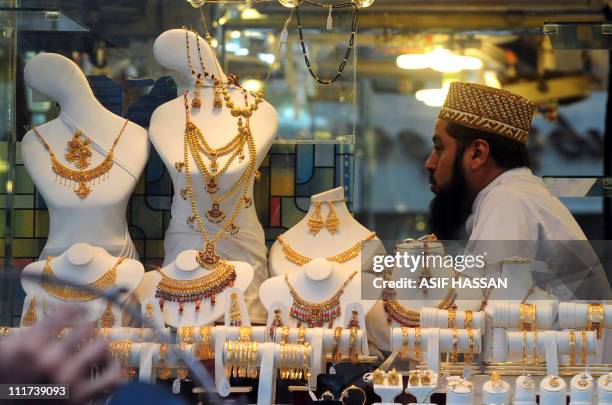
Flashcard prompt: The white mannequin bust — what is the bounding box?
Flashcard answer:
[149,28,277,324]
[21,243,144,324]
[134,249,254,328]
[259,259,375,328]
[268,187,378,276]
[21,53,148,259]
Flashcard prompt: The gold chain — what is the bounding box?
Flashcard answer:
[31,120,129,199]
[382,289,457,327]
[40,256,125,301]
[276,232,376,266]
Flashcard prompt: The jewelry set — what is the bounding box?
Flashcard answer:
[307,200,342,234]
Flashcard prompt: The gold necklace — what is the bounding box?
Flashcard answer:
[40,256,125,301]
[382,289,457,327]
[183,94,257,269]
[276,232,376,266]
[32,120,129,199]
[155,262,236,314]
[285,271,357,328]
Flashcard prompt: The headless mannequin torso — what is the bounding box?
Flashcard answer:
[21,53,148,259]
[149,29,278,323]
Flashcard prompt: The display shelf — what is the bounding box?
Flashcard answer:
[0,7,88,32]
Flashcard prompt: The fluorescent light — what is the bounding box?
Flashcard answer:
[258,53,275,64]
[397,48,483,73]
[241,7,264,20]
[415,83,451,107]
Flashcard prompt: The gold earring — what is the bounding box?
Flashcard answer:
[65,129,92,170]
[229,293,241,326]
[307,202,324,234]
[372,369,384,385]
[22,297,38,327]
[100,302,115,328]
[192,73,203,109]
[268,309,284,340]
[387,368,400,385]
[213,76,223,109]
[409,370,420,386]
[325,201,340,234]
[347,310,360,329]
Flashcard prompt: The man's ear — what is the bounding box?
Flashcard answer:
[469,139,490,169]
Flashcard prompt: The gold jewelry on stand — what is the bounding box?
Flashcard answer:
[285,271,357,328]
[464,310,473,329]
[415,327,422,362]
[280,326,289,344]
[155,264,236,314]
[239,325,252,342]
[580,330,587,365]
[41,256,124,301]
[382,287,457,327]
[450,328,459,364]
[276,232,376,266]
[400,327,410,360]
[491,371,502,388]
[307,202,324,234]
[297,326,307,344]
[373,369,384,385]
[158,343,173,380]
[143,303,155,327]
[466,328,475,363]
[549,376,560,387]
[387,369,400,386]
[332,327,343,363]
[577,373,590,388]
[229,292,242,326]
[532,330,539,366]
[569,331,576,367]
[340,385,366,405]
[522,330,528,367]
[65,129,92,170]
[603,373,612,386]
[110,341,136,379]
[197,325,214,360]
[22,297,38,327]
[519,303,536,332]
[420,370,432,386]
[348,326,358,364]
[448,308,456,328]
[409,370,420,386]
[347,310,360,329]
[32,120,129,199]
[588,303,604,339]
[324,201,340,234]
[184,29,203,109]
[224,341,234,378]
[99,301,115,328]
[179,326,194,345]
[269,309,283,340]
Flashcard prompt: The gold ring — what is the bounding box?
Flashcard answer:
[340,384,366,405]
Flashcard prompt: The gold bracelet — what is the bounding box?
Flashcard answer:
[348,327,358,364]
[239,325,252,342]
[588,303,604,339]
[450,328,459,364]
[580,330,587,365]
[297,326,307,345]
[569,331,576,367]
[280,326,289,344]
[110,340,134,379]
[520,303,536,332]
[303,342,311,380]
[158,342,172,380]
[279,342,286,379]
[340,384,366,405]
[400,327,409,360]
[415,327,422,362]
[522,330,528,367]
[466,328,475,363]
[464,310,473,329]
[448,308,456,328]
[198,326,214,360]
[332,327,343,363]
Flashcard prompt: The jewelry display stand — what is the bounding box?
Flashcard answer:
[539,376,567,405]
[22,53,148,259]
[21,243,144,326]
[482,379,511,404]
[405,371,438,403]
[135,249,253,328]
[513,375,537,405]
[492,302,556,330]
[559,303,612,329]
[371,373,403,404]
[446,383,475,405]
[598,373,612,404]
[150,28,277,325]
[390,327,481,373]
[268,187,380,276]
[569,372,594,405]
[420,308,485,330]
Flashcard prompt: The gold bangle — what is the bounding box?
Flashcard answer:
[239,325,252,342]
[464,310,473,329]
[279,343,286,379]
[414,327,422,362]
[448,308,456,328]
[297,326,307,345]
[110,340,134,379]
[400,327,409,360]
[569,331,576,367]
[332,327,343,363]
[580,330,587,365]
[522,330,528,367]
[158,342,172,380]
[588,303,604,339]
[387,368,400,386]
[303,343,311,380]
[198,326,214,360]
[280,326,289,344]
[450,328,458,364]
[348,327,358,364]
[520,303,536,332]
[466,328,475,363]
[373,369,385,385]
[532,329,539,366]
[340,384,367,405]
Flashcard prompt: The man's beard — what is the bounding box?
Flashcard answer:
[427,148,474,240]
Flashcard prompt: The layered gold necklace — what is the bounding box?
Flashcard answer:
[285,271,357,328]
[276,232,376,266]
[40,256,124,301]
[31,119,129,199]
[155,264,236,314]
[382,288,457,327]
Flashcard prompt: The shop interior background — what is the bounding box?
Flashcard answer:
[0,0,610,324]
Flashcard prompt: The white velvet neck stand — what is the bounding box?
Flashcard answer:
[268,187,380,276]
[21,53,148,259]
[21,243,144,326]
[135,249,254,328]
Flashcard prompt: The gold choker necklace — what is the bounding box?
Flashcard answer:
[276,232,376,266]
[32,120,129,199]
[285,271,357,328]
[41,256,125,301]
[382,288,457,327]
[155,261,236,314]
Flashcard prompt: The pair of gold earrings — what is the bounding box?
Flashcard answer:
[308,201,340,234]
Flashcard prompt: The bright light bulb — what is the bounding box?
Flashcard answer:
[279,0,300,7]
[242,79,264,93]
[396,54,430,70]
[397,48,483,73]
[241,7,264,20]
[415,84,450,107]
[352,0,375,8]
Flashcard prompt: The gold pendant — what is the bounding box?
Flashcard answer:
[100,302,115,328]
[65,130,92,170]
[180,187,188,200]
[229,222,239,236]
[197,243,220,268]
[175,162,185,172]
[74,181,92,200]
[186,215,196,229]
[205,203,226,224]
[243,196,253,209]
[229,292,241,326]
[22,297,38,327]
[206,178,219,194]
